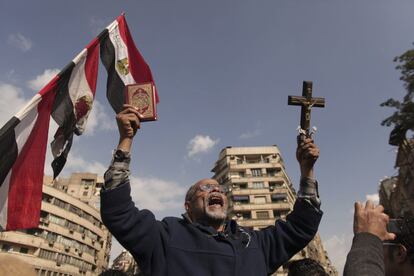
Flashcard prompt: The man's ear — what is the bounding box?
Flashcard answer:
[184,201,190,213]
[395,245,408,264]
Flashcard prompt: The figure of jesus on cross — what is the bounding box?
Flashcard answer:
[288,81,325,138]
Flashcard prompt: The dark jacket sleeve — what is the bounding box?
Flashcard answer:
[344,232,384,276]
[256,199,323,273]
[100,180,169,275]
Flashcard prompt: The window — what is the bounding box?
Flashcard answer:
[39,249,56,260]
[256,211,269,219]
[81,179,94,186]
[266,168,277,176]
[269,181,283,189]
[254,196,266,204]
[19,247,29,254]
[273,210,282,218]
[271,193,287,203]
[239,172,245,178]
[2,244,11,252]
[42,194,53,203]
[239,212,251,219]
[252,182,264,189]
[251,169,262,177]
[233,182,247,189]
[232,195,249,204]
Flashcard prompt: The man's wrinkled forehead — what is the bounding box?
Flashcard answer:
[194,178,219,188]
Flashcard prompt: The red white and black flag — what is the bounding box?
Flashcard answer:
[50,39,100,179]
[0,82,56,230]
[0,34,100,231]
[0,14,157,231]
[100,14,159,113]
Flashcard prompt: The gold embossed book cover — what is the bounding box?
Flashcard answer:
[124,82,157,121]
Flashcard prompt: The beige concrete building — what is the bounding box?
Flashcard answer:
[0,173,111,276]
[211,145,337,276]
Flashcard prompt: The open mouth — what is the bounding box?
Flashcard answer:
[208,194,224,207]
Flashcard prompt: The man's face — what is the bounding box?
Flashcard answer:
[186,179,228,225]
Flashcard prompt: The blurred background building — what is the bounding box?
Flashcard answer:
[0,173,111,276]
[380,139,414,218]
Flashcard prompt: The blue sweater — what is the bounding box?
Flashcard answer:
[101,181,322,276]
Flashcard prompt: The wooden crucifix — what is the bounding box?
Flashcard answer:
[288,81,325,137]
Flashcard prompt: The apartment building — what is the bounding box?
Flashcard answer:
[0,173,111,276]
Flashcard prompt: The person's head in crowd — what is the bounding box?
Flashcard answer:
[383,217,414,276]
[287,258,328,276]
[0,253,36,276]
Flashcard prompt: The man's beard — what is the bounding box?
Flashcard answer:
[205,205,227,224]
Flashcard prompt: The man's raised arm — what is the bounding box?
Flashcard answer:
[103,104,141,190]
[258,136,323,272]
[100,105,167,275]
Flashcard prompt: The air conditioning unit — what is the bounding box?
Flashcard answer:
[56,260,61,266]
[64,245,70,252]
[82,233,86,239]
[48,240,54,246]
[78,251,83,256]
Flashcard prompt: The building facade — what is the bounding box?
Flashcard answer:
[0,173,111,276]
[380,139,414,218]
[211,145,337,276]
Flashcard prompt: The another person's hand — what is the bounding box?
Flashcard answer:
[296,136,319,178]
[353,200,396,241]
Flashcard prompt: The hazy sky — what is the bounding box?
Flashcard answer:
[1,0,414,272]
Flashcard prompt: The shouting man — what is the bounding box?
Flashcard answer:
[101,105,323,276]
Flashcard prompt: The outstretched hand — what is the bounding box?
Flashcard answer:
[296,135,319,178]
[116,104,143,151]
[353,201,396,241]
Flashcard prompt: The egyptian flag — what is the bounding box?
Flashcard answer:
[50,39,99,179]
[0,83,55,230]
[0,37,99,231]
[100,14,159,114]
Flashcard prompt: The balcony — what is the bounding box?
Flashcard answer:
[229,162,282,170]
[231,187,288,195]
[235,219,276,228]
[228,176,286,184]
[231,202,291,211]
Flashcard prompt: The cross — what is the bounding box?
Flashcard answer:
[288,81,325,136]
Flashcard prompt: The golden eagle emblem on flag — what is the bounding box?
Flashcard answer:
[116,58,129,75]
